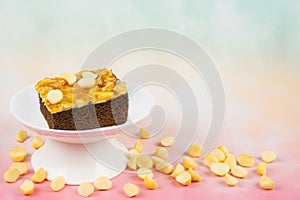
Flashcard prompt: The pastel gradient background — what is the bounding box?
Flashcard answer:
[1,0,300,199]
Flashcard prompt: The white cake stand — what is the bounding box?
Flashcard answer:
[10,83,154,185]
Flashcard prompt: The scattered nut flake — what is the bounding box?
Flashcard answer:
[134,140,143,153]
[171,163,185,178]
[77,77,95,88]
[123,183,140,197]
[139,128,151,139]
[155,161,174,174]
[58,72,77,85]
[136,155,153,169]
[20,179,34,195]
[9,146,27,162]
[50,176,66,192]
[210,149,225,162]
[175,171,192,186]
[32,135,44,149]
[94,176,112,191]
[259,175,275,190]
[260,150,277,163]
[230,165,248,178]
[3,168,20,183]
[225,174,238,186]
[31,168,47,183]
[210,163,230,176]
[151,156,165,165]
[237,154,255,168]
[77,182,94,197]
[204,153,219,167]
[82,71,98,79]
[187,168,202,182]
[182,156,198,170]
[160,136,175,147]
[256,162,267,175]
[127,156,138,171]
[46,89,64,104]
[127,148,140,158]
[137,168,154,180]
[144,176,158,190]
[155,147,168,159]
[223,154,237,169]
[15,130,28,143]
[9,162,28,175]
[188,144,203,158]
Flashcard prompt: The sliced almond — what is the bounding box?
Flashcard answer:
[210,149,226,162]
[156,161,174,174]
[256,162,267,175]
[175,171,192,186]
[144,176,158,190]
[155,147,168,159]
[203,153,219,167]
[260,150,277,163]
[223,154,237,169]
[137,168,154,180]
[134,140,143,153]
[136,155,153,169]
[20,179,34,195]
[123,183,140,197]
[82,71,98,79]
[230,165,248,178]
[188,144,203,158]
[225,173,238,186]
[259,175,275,190]
[127,156,138,171]
[50,176,66,192]
[151,156,165,165]
[127,148,140,159]
[182,156,198,169]
[187,168,202,182]
[3,168,20,183]
[58,72,77,85]
[15,130,28,143]
[94,176,112,190]
[171,163,185,178]
[160,136,175,147]
[47,89,63,104]
[139,128,151,139]
[31,168,47,183]
[9,162,28,175]
[237,154,255,168]
[218,145,230,157]
[210,163,230,176]
[78,77,95,88]
[77,182,94,197]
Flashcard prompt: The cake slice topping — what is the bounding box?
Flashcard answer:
[78,77,96,88]
[35,68,127,114]
[82,71,98,79]
[58,72,77,85]
[46,89,64,104]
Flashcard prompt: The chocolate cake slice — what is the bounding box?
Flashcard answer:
[35,68,128,130]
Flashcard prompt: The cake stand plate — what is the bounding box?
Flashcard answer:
[10,82,154,185]
[31,138,128,185]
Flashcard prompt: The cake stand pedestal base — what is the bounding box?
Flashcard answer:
[31,138,128,185]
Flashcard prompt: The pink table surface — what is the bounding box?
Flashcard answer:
[1,73,300,200]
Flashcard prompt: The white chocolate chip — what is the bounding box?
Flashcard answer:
[78,77,95,88]
[47,89,63,104]
[82,71,98,79]
[58,72,77,85]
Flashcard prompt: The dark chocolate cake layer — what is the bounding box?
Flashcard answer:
[39,94,128,130]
